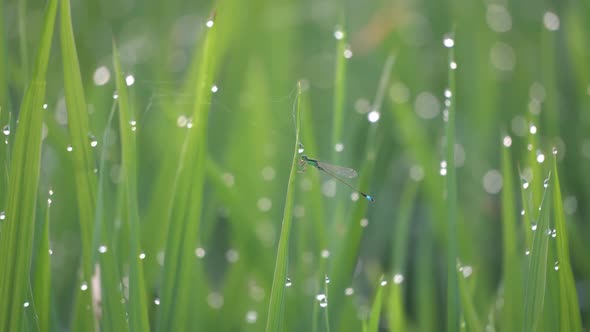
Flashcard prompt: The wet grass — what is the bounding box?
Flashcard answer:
[1,0,589,331]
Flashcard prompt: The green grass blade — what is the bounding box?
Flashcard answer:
[330,19,347,164]
[500,135,523,331]
[523,174,551,331]
[0,0,57,330]
[457,269,483,332]
[113,41,150,332]
[59,0,98,329]
[157,11,220,330]
[32,196,52,332]
[367,278,385,332]
[93,102,129,332]
[445,42,460,332]
[551,152,582,331]
[265,81,302,332]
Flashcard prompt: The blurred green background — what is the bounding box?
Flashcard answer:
[1,0,589,330]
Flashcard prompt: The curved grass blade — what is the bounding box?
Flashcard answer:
[265,81,302,332]
[60,0,99,329]
[32,197,52,332]
[523,173,551,332]
[0,0,58,330]
[551,153,582,331]
[367,278,385,332]
[113,41,150,332]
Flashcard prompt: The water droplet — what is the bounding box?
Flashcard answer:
[98,245,108,253]
[325,275,330,284]
[483,169,503,194]
[350,192,360,201]
[154,298,161,305]
[257,197,272,212]
[360,218,369,227]
[543,12,560,31]
[503,135,512,147]
[380,280,388,286]
[66,144,73,152]
[245,310,258,324]
[225,249,239,263]
[48,249,53,255]
[93,66,111,86]
[460,266,473,278]
[89,134,98,148]
[195,247,206,258]
[552,146,558,155]
[186,119,193,129]
[551,229,557,238]
[0,211,5,220]
[2,125,9,136]
[211,85,218,93]
[523,182,529,189]
[543,178,549,188]
[343,46,353,59]
[207,292,224,309]
[80,282,88,291]
[450,61,457,70]
[43,103,48,109]
[536,153,545,163]
[321,250,330,258]
[344,287,354,296]
[393,274,404,284]
[285,277,292,287]
[49,189,54,196]
[525,250,530,255]
[440,168,448,176]
[529,124,537,134]
[333,27,344,40]
[23,302,30,308]
[443,34,455,48]
[444,89,452,98]
[554,261,559,270]
[129,120,137,132]
[206,20,214,28]
[113,91,119,99]
[367,110,380,123]
[521,209,525,216]
[334,143,344,152]
[531,224,537,231]
[47,198,52,206]
[125,74,135,86]
[410,165,425,181]
[316,293,328,307]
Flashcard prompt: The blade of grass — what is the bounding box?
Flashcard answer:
[551,152,582,331]
[157,11,220,331]
[457,269,483,332]
[113,41,150,332]
[265,81,301,332]
[0,0,57,330]
[60,0,98,329]
[523,173,551,331]
[331,17,347,166]
[32,195,52,332]
[367,278,385,332]
[92,102,129,331]
[445,42,460,332]
[500,135,524,331]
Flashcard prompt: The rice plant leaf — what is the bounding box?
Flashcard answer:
[32,200,52,332]
[0,0,57,330]
[523,175,551,331]
[113,41,150,332]
[552,155,582,332]
[367,278,385,332]
[265,81,302,332]
[60,0,98,329]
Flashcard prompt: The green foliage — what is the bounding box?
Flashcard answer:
[1,1,588,331]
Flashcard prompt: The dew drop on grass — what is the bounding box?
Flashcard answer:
[551,229,557,238]
[113,91,119,99]
[521,210,525,216]
[2,125,9,136]
[0,211,5,220]
[130,120,137,132]
[529,124,537,134]
[49,249,53,255]
[226,249,239,263]
[139,252,146,260]
[211,85,219,93]
[316,293,328,307]
[537,153,545,163]
[23,302,30,308]
[285,277,292,287]
[543,178,549,188]
[443,34,455,48]
[344,287,354,296]
[554,261,559,271]
[325,275,330,284]
[360,218,368,227]
[350,192,360,201]
[552,146,558,155]
[367,110,380,123]
[393,274,404,284]
[380,280,388,286]
[321,250,330,258]
[43,103,48,109]
[525,250,530,255]
[195,247,206,258]
[245,310,258,324]
[522,182,529,189]
[98,245,108,253]
[503,135,512,147]
[206,20,214,28]
[125,74,135,86]
[333,27,344,40]
[343,46,353,59]
[334,142,344,152]
[80,282,88,291]
[531,224,537,231]
[207,292,224,309]
[66,144,73,152]
[154,298,161,305]
[89,134,98,148]
[450,61,457,70]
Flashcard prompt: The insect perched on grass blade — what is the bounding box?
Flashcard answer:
[299,155,375,202]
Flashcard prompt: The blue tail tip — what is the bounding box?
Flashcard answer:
[364,194,375,203]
